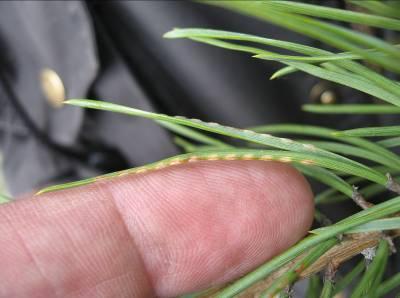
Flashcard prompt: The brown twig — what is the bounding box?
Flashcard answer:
[352,186,373,210]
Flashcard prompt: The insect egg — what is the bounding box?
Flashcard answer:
[279,156,292,163]
[260,155,273,161]
[206,154,220,160]
[223,154,237,160]
[300,159,315,165]
[188,156,200,162]
[242,154,255,160]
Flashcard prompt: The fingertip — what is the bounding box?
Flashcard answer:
[109,160,314,297]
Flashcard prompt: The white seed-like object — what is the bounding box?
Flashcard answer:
[261,134,272,138]
[280,138,294,144]
[208,122,220,127]
[303,143,317,151]
[190,118,202,123]
[243,129,256,135]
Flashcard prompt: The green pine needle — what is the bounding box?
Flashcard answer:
[334,126,400,137]
[266,1,400,31]
[377,272,400,296]
[303,104,400,114]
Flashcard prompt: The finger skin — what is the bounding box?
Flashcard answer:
[0,161,313,297]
